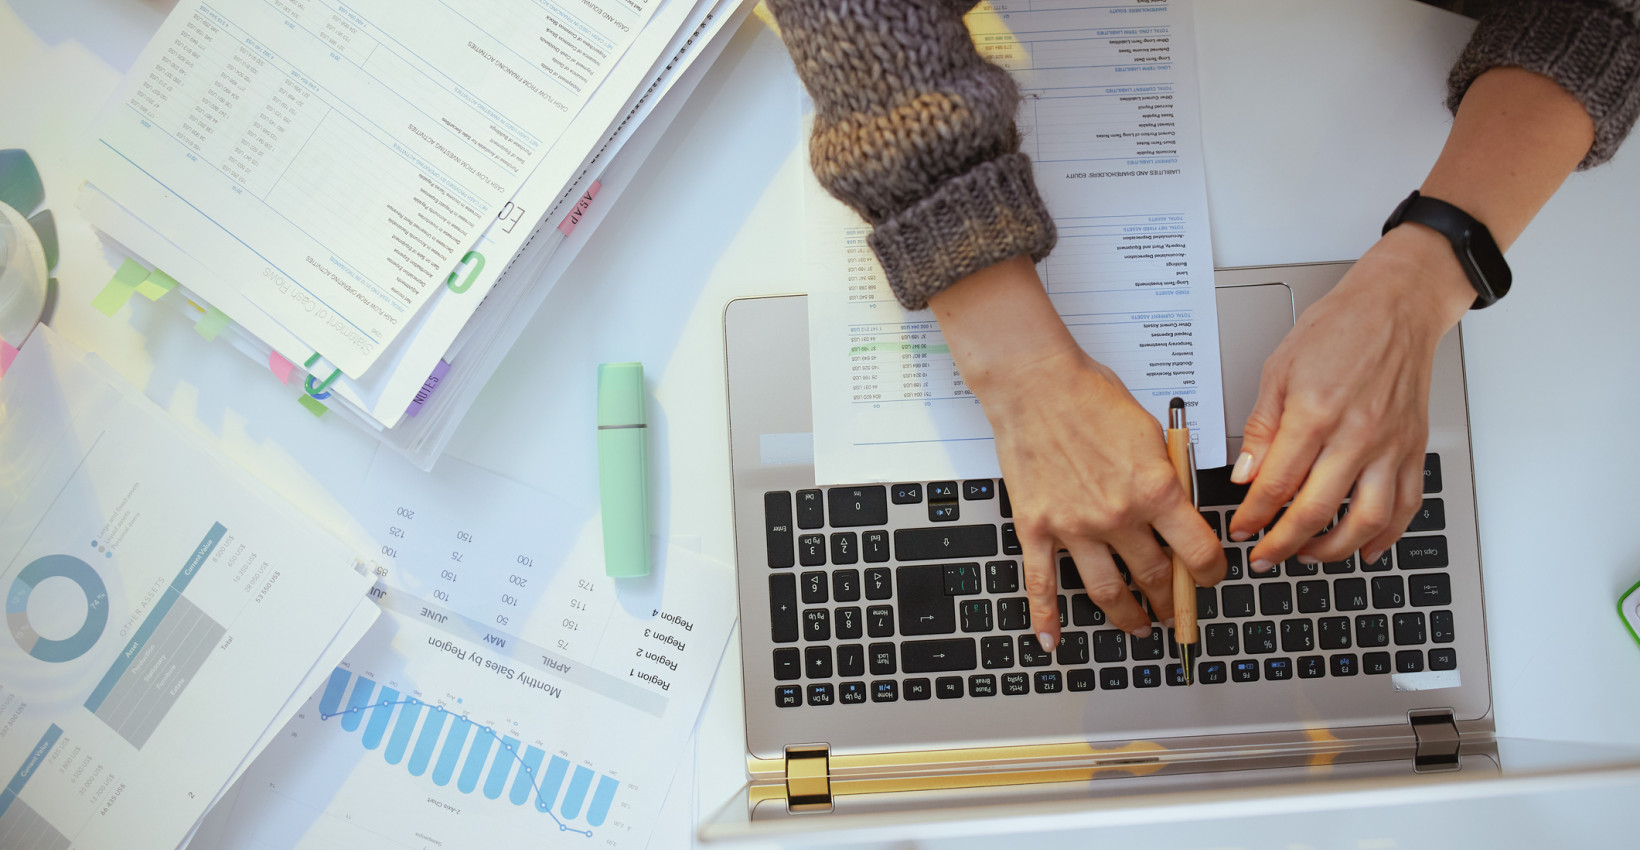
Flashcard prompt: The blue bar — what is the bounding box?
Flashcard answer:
[484,736,519,800]
[586,776,619,826]
[509,745,545,806]
[0,725,62,819]
[339,677,376,732]
[361,687,399,749]
[384,699,423,765]
[432,717,472,787]
[171,522,226,592]
[535,755,569,812]
[457,727,495,793]
[317,668,351,718]
[84,587,179,711]
[408,709,447,776]
[560,765,594,819]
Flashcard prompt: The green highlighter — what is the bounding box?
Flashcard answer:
[597,362,650,578]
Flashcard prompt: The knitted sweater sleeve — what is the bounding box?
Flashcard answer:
[1448,0,1640,167]
[765,0,1056,310]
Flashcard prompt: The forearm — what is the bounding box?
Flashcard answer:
[928,255,1080,404]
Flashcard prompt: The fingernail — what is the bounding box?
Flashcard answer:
[1230,530,1251,542]
[1130,625,1153,639]
[1251,558,1273,573]
[1163,617,1176,628]
[1297,555,1320,565]
[1037,631,1055,648]
[1230,451,1255,484]
[1365,550,1383,564]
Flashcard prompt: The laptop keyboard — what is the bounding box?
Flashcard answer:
[765,454,1455,708]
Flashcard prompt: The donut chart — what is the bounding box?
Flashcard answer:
[7,554,109,663]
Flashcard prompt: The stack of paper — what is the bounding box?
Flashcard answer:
[76,0,750,468]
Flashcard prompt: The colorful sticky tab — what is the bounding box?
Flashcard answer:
[297,394,328,418]
[268,351,296,384]
[92,259,148,317]
[557,180,602,236]
[0,337,17,378]
[194,306,232,341]
[406,360,452,417]
[136,269,178,301]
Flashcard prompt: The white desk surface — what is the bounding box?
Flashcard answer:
[4,0,1639,847]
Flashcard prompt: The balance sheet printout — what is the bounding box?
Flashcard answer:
[807,0,1227,484]
[84,0,658,378]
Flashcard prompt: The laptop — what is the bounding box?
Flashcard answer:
[702,263,1640,842]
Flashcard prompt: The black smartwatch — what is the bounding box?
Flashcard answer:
[1381,190,1511,309]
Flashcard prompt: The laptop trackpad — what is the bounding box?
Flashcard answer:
[1216,282,1295,440]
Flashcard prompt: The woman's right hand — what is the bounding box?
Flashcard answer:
[930,256,1226,651]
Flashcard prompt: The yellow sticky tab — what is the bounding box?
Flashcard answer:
[194,307,232,341]
[136,269,178,301]
[92,259,148,317]
[297,394,328,417]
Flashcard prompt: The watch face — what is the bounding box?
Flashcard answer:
[1461,228,1511,302]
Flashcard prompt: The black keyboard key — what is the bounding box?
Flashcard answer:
[997,597,1031,631]
[1001,523,1021,555]
[986,560,1020,594]
[897,565,956,635]
[1200,510,1223,540]
[999,480,1012,517]
[865,567,892,600]
[863,531,890,563]
[837,644,864,677]
[904,678,932,700]
[839,681,867,704]
[765,492,795,568]
[1252,559,1282,578]
[1231,659,1260,682]
[1035,670,1064,693]
[1223,547,1244,581]
[1397,536,1448,570]
[1134,665,1162,687]
[1205,623,1239,656]
[1094,629,1128,663]
[1335,578,1369,611]
[1222,584,1255,618]
[1409,572,1452,607]
[1371,575,1405,609]
[937,676,964,698]
[833,569,861,602]
[1019,634,1054,667]
[1356,614,1389,647]
[1167,626,1200,659]
[1099,667,1128,690]
[969,674,998,697]
[1394,612,1426,645]
[1396,650,1424,673]
[776,685,802,707]
[1265,657,1293,680]
[1423,453,1442,494]
[869,642,896,675]
[1002,672,1030,695]
[1429,647,1457,670]
[902,638,978,673]
[1059,595,1070,628]
[929,481,958,500]
[1198,661,1228,684]
[773,648,801,680]
[1362,549,1393,572]
[1297,580,1331,613]
[895,525,997,561]
[1071,594,1106,627]
[798,534,826,567]
[1130,628,1166,660]
[808,683,834,705]
[829,486,888,527]
[770,574,799,642]
[830,532,859,565]
[1318,616,1352,649]
[943,563,982,595]
[1260,582,1293,616]
[1166,664,1188,686]
[1285,557,1318,577]
[867,606,894,638]
[803,608,830,641]
[1243,621,1277,654]
[1298,655,1325,678]
[981,635,1015,669]
[929,502,960,522]
[801,571,828,604]
[1323,554,1357,574]
[1069,669,1097,691]
[796,489,824,529]
[1431,610,1455,644]
[1331,653,1358,676]
[1056,631,1090,665]
[1280,619,1314,653]
[1196,586,1219,619]
[892,483,923,504]
[806,645,833,678]
[964,480,994,500]
[836,606,862,640]
[1408,498,1445,532]
[1226,508,1261,541]
[872,680,898,702]
[1363,651,1391,675]
[960,599,993,632]
[1059,556,1084,590]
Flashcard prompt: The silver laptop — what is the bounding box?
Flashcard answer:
[704,263,1640,841]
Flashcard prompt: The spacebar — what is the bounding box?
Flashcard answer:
[900,638,977,673]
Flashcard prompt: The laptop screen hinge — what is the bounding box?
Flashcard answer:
[784,745,832,813]
[1410,710,1460,773]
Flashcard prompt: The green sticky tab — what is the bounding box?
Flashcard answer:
[297,394,328,418]
[92,260,148,317]
[136,269,178,301]
[194,306,232,341]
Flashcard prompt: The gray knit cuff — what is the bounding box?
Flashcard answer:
[869,152,1058,311]
[1447,1,1640,168]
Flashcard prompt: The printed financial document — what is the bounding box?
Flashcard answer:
[205,452,735,850]
[84,0,659,378]
[807,0,1226,484]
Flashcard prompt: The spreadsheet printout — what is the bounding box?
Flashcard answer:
[807,0,1227,484]
[83,0,659,378]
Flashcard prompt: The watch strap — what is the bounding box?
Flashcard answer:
[1382,191,1512,309]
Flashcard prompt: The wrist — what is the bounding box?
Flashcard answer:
[929,254,1082,400]
[1370,223,1477,331]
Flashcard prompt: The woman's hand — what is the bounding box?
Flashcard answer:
[1226,225,1474,568]
[931,256,1225,651]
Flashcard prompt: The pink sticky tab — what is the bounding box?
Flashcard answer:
[0,339,16,378]
[557,180,602,236]
[268,351,296,385]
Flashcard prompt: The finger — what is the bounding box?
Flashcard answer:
[1252,446,1362,567]
[1231,360,1288,485]
[1300,457,1397,562]
[1069,541,1150,636]
[1362,455,1426,562]
[1151,500,1227,587]
[1230,412,1326,545]
[1104,531,1169,635]
[1020,527,1061,649]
